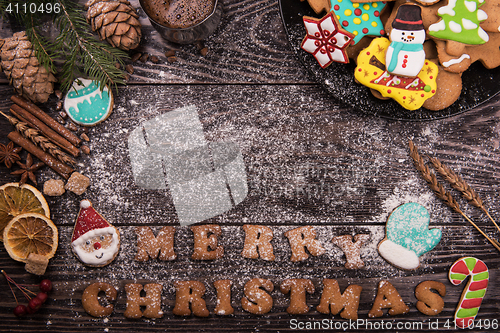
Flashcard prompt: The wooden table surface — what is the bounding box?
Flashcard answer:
[1,0,499,332]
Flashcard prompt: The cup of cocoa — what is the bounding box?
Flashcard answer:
[140,0,222,44]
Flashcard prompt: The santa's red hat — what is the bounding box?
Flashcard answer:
[71,200,115,244]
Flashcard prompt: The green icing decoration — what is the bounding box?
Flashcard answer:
[465,289,486,299]
[386,203,441,256]
[428,0,489,45]
[457,307,479,318]
[464,257,477,271]
[450,273,467,281]
[424,85,431,92]
[473,272,489,281]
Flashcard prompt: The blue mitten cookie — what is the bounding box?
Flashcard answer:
[378,202,441,270]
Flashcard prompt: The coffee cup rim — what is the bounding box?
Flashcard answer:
[139,0,220,31]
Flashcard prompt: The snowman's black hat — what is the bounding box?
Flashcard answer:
[392,4,424,31]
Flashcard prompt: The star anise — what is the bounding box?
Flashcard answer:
[11,153,45,186]
[0,141,22,168]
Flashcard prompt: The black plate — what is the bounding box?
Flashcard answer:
[279,0,500,120]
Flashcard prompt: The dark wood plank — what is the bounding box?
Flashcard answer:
[0,83,499,331]
[0,0,313,85]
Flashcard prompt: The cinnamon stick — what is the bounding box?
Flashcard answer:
[8,131,73,179]
[10,104,80,157]
[11,95,82,146]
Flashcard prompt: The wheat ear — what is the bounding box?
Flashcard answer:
[409,140,500,252]
[428,156,500,235]
[0,111,76,166]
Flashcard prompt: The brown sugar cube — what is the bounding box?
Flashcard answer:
[65,172,90,195]
[25,253,49,275]
[43,179,65,196]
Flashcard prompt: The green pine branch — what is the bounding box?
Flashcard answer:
[0,0,128,93]
[54,0,127,92]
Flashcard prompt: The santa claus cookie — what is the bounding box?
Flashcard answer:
[71,200,120,267]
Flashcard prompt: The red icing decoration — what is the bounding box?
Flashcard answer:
[374,11,379,17]
[469,279,488,291]
[343,21,349,27]
[334,4,340,10]
[380,29,385,35]
[387,89,391,93]
[94,242,101,250]
[363,28,368,34]
[461,298,483,309]
[451,260,470,275]
[472,260,488,274]
[71,202,111,242]
[354,8,362,16]
[456,317,475,329]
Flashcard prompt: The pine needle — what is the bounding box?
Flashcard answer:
[409,140,500,252]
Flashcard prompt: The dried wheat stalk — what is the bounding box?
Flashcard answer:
[429,156,500,235]
[409,140,500,252]
[0,111,76,166]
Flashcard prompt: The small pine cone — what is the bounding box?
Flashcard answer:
[86,0,142,51]
[0,32,57,104]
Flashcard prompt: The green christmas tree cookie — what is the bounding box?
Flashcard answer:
[428,0,489,45]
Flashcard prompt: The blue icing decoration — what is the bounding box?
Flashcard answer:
[386,203,441,257]
[67,90,110,124]
[329,0,386,44]
[67,81,99,99]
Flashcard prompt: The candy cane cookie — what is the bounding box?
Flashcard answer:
[449,257,489,329]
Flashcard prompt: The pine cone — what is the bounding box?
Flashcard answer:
[0,32,57,104]
[86,0,142,51]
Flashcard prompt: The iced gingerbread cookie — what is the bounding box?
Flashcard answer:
[385,4,426,77]
[64,78,114,126]
[301,12,355,68]
[378,203,441,270]
[329,0,387,45]
[71,200,120,267]
[428,0,489,45]
[354,37,438,110]
[449,257,489,329]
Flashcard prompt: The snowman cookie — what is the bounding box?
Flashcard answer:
[64,78,114,126]
[71,200,120,267]
[385,4,426,77]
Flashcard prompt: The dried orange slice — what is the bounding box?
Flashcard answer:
[0,183,50,242]
[3,213,58,263]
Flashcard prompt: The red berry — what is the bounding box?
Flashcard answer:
[26,305,36,314]
[13,305,27,317]
[28,297,42,311]
[39,279,52,292]
[36,292,48,303]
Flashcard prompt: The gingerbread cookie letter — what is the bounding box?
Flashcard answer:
[280,279,315,314]
[332,234,370,269]
[241,225,275,261]
[82,282,117,317]
[124,283,163,319]
[316,279,363,320]
[191,224,224,260]
[284,226,325,262]
[368,280,409,318]
[241,278,274,315]
[415,280,446,316]
[135,226,176,261]
[172,280,209,317]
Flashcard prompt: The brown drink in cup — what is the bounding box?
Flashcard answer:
[142,0,216,29]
